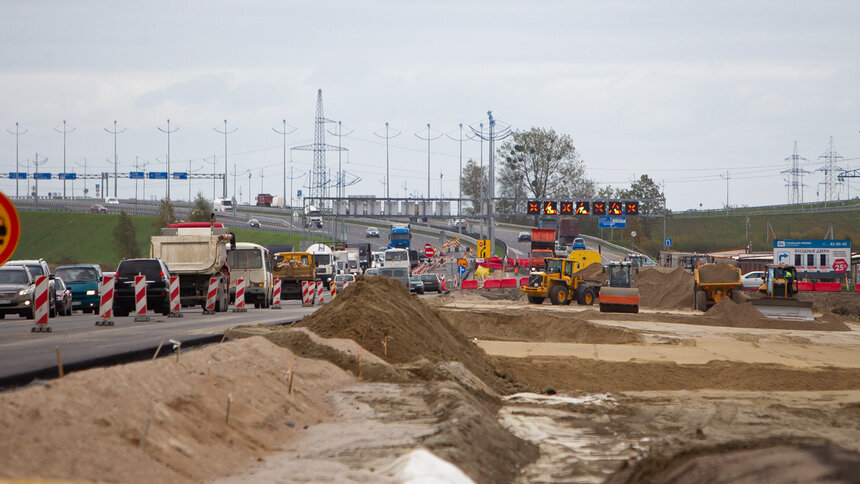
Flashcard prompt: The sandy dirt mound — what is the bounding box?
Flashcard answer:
[0,337,353,484]
[695,262,740,283]
[295,276,519,393]
[473,287,526,301]
[492,356,860,392]
[606,437,860,484]
[442,309,642,344]
[574,262,606,282]
[797,292,860,320]
[636,266,694,309]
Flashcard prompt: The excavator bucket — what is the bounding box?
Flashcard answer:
[599,287,640,313]
[750,298,814,321]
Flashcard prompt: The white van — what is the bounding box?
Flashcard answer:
[214,197,233,213]
[228,242,273,307]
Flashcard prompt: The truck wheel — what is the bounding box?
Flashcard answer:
[527,296,544,304]
[549,285,569,305]
[695,289,707,312]
[578,288,596,306]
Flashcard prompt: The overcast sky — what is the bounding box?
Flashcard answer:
[1,0,858,211]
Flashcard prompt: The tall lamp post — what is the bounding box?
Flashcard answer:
[273,120,297,208]
[104,121,126,198]
[157,119,179,200]
[54,121,75,198]
[214,120,237,198]
[6,122,28,198]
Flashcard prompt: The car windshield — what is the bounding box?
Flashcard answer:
[228,249,263,269]
[55,267,100,282]
[420,274,437,282]
[313,254,331,265]
[385,251,408,262]
[409,275,421,281]
[0,270,29,284]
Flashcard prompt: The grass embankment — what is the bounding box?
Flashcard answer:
[14,211,306,270]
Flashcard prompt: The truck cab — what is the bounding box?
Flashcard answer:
[307,243,335,288]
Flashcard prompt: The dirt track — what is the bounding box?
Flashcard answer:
[1,276,858,483]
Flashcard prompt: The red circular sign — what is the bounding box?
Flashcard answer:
[0,192,21,265]
[832,259,848,273]
[425,246,435,258]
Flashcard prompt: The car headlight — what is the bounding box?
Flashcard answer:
[18,289,30,296]
[86,290,97,295]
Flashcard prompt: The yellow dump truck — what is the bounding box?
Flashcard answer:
[693,262,743,311]
[522,250,602,305]
[273,252,316,300]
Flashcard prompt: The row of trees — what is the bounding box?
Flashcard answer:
[460,127,664,217]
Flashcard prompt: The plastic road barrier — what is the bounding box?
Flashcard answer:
[316,281,325,304]
[271,279,282,309]
[461,280,478,290]
[233,277,247,312]
[96,275,115,326]
[301,281,313,306]
[168,276,182,317]
[203,276,219,314]
[133,274,150,321]
[31,275,51,332]
[330,284,336,302]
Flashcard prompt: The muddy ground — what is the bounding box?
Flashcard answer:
[1,276,859,483]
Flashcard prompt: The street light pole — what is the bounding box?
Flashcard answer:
[104,121,125,199]
[214,120,237,198]
[273,120,297,209]
[54,121,75,199]
[6,122,28,198]
[158,119,179,200]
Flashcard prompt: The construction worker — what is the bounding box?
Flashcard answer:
[785,268,794,296]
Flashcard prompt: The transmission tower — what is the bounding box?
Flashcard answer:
[781,141,810,205]
[816,136,845,202]
[292,89,343,210]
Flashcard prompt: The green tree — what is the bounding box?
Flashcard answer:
[189,192,213,222]
[113,211,139,259]
[154,197,176,229]
[497,127,596,203]
[618,175,664,214]
[459,159,488,216]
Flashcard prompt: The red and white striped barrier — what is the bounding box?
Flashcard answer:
[330,284,336,302]
[343,280,352,290]
[31,275,51,332]
[233,278,247,312]
[301,281,314,306]
[271,279,282,309]
[168,276,182,318]
[96,275,115,326]
[203,276,219,314]
[316,281,325,304]
[133,274,150,321]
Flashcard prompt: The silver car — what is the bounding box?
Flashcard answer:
[0,266,36,319]
[741,271,765,290]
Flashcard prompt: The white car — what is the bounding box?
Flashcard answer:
[105,196,119,204]
[365,227,380,238]
[741,271,765,290]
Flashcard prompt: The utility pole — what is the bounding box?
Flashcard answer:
[157,119,179,200]
[6,122,27,198]
[76,158,88,198]
[415,124,443,199]
[327,121,352,240]
[720,169,729,214]
[374,122,401,202]
[54,121,75,199]
[445,123,467,216]
[32,153,48,205]
[214,120,237,198]
[470,112,512,256]
[104,121,125,198]
[273,120,297,208]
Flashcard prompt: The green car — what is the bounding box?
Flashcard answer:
[54,264,103,313]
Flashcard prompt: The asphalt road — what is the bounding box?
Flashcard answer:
[0,301,317,383]
[489,224,628,263]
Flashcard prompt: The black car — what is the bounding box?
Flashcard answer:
[113,258,172,316]
[420,273,442,293]
[517,231,531,242]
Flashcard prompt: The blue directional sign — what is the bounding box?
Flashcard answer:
[129,171,145,179]
[457,264,466,276]
[8,172,26,179]
[297,189,302,198]
[172,172,188,180]
[598,216,626,229]
[59,173,77,180]
[665,238,672,247]
[34,173,52,180]
[148,172,168,180]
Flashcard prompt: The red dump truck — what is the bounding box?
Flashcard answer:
[529,228,556,270]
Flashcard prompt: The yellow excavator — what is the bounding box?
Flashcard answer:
[750,264,813,320]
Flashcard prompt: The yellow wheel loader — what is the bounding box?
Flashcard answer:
[751,264,813,320]
[521,250,602,306]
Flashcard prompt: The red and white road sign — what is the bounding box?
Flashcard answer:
[233,278,247,312]
[833,259,849,273]
[271,279,282,309]
[34,275,49,328]
[168,276,181,315]
[204,277,219,313]
[134,274,147,316]
[99,274,115,321]
[424,243,435,258]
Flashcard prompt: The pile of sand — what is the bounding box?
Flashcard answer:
[442,309,642,344]
[705,297,768,322]
[296,276,517,393]
[696,262,740,283]
[636,266,695,309]
[0,337,353,483]
[704,298,851,330]
[797,292,860,320]
[573,262,606,282]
